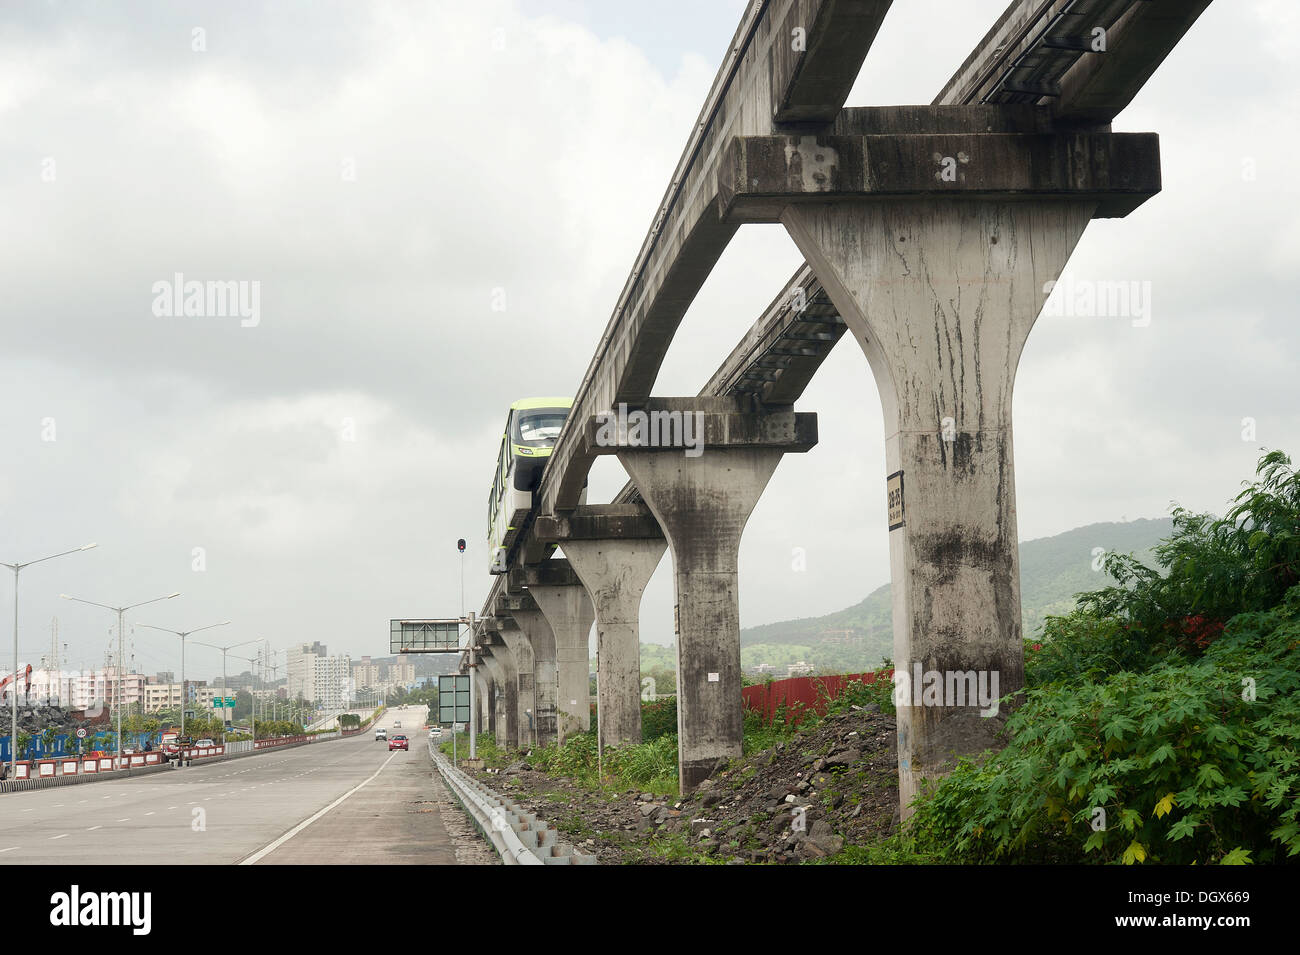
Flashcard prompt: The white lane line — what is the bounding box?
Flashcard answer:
[49,834,68,841]
[240,751,398,865]
[87,826,102,831]
[144,812,155,816]
[22,809,32,813]
[116,818,130,822]
[167,806,177,810]
[0,847,18,853]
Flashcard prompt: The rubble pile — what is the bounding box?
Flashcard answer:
[468,705,901,864]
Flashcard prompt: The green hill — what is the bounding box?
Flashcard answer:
[732,516,1173,674]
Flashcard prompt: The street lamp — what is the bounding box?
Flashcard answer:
[137,621,231,739]
[190,637,257,737]
[2,543,97,779]
[61,590,180,766]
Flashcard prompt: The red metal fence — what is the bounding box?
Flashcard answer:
[741,671,891,725]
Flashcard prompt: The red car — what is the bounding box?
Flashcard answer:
[388,735,408,751]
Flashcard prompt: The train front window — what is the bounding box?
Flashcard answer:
[512,410,567,448]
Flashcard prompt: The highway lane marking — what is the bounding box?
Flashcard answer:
[240,751,399,865]
[87,826,101,831]
[0,847,17,853]
[49,834,68,841]
[116,818,130,822]
[145,811,155,816]
[167,806,177,810]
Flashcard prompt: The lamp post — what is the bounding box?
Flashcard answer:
[61,590,180,766]
[2,544,97,778]
[137,622,231,740]
[191,638,257,738]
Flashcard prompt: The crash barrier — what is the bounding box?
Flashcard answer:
[431,744,596,866]
[1,732,342,794]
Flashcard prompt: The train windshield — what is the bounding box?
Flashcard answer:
[512,409,568,448]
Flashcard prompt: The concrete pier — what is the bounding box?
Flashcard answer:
[536,505,666,749]
[715,106,1162,813]
[518,560,595,743]
[493,618,538,748]
[500,592,559,746]
[594,398,817,791]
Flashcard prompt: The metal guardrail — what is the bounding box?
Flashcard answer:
[430,744,596,865]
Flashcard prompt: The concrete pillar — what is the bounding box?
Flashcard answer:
[476,665,493,739]
[480,654,509,748]
[520,560,594,743]
[592,398,817,791]
[783,199,1093,812]
[502,598,558,747]
[495,622,537,749]
[535,505,666,749]
[716,108,1161,815]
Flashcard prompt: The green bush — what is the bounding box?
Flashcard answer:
[641,697,677,741]
[901,452,1300,865]
[906,589,1300,864]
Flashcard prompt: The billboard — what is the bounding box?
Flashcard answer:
[390,619,461,653]
[438,674,471,725]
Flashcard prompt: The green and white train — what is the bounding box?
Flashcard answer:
[488,397,579,574]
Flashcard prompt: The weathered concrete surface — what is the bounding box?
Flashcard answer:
[479,650,515,750]
[502,597,559,747]
[616,400,816,791]
[783,197,1095,814]
[935,0,1214,123]
[495,622,538,749]
[522,560,594,742]
[535,505,666,749]
[475,662,494,739]
[719,109,1162,222]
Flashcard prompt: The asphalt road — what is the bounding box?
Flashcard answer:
[0,706,484,865]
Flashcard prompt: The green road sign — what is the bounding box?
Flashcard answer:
[391,619,461,653]
[438,674,471,725]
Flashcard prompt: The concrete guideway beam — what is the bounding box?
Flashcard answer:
[609,398,818,792]
[782,195,1099,816]
[520,560,595,743]
[536,505,667,750]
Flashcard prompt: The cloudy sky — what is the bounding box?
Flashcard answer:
[1,0,1296,682]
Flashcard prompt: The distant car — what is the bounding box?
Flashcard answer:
[195,738,215,748]
[375,727,388,741]
[428,728,438,739]
[388,735,408,751]
[393,721,401,728]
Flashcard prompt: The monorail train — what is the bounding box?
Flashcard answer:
[488,397,579,574]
